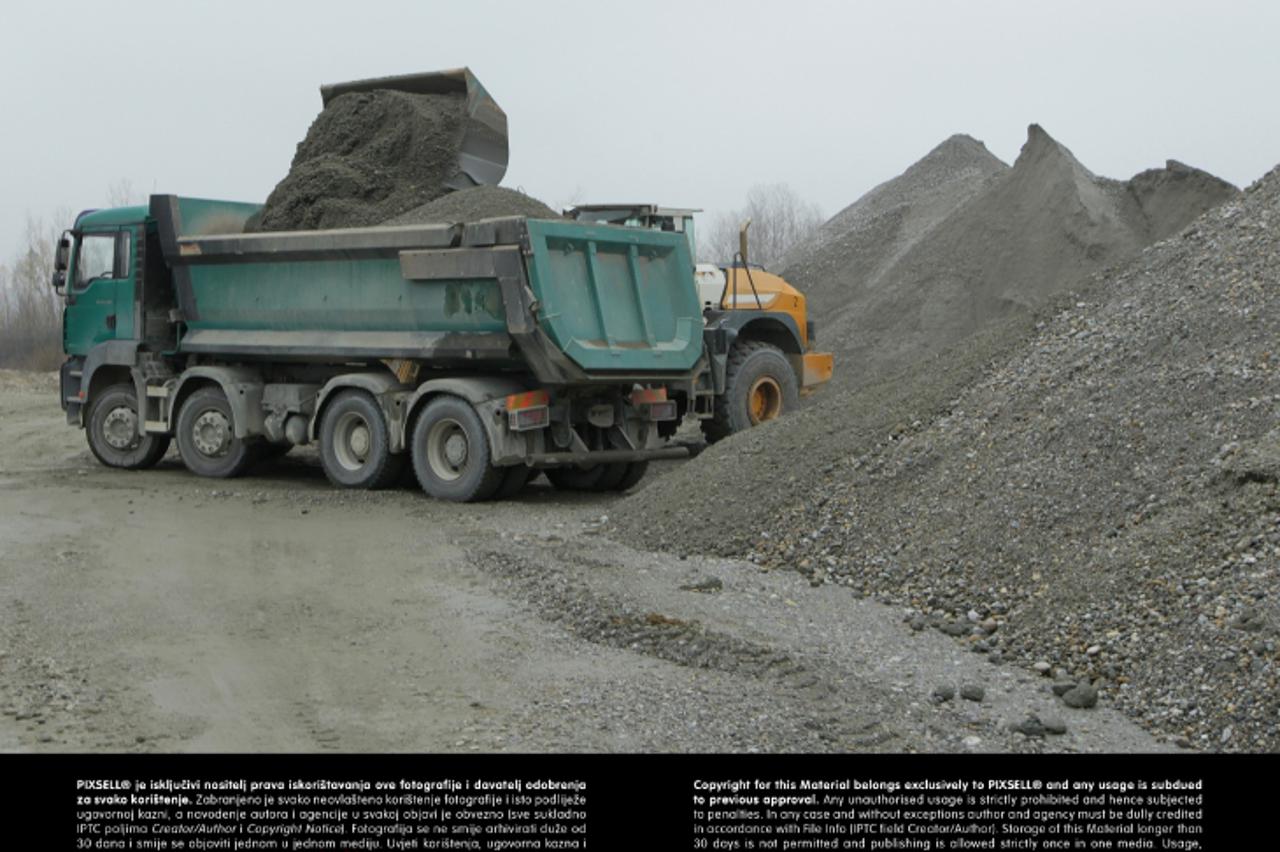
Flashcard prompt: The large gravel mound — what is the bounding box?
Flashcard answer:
[384,185,558,225]
[251,90,466,231]
[780,134,1008,318]
[787,125,1236,387]
[620,164,1280,751]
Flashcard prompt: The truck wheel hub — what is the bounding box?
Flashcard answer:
[103,406,138,450]
[426,418,469,482]
[332,412,373,471]
[444,433,468,466]
[192,410,231,456]
[747,376,783,424]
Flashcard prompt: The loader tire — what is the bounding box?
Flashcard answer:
[175,386,257,478]
[702,339,798,443]
[86,383,170,470]
[411,395,504,502]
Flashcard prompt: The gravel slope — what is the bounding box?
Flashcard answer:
[618,165,1280,752]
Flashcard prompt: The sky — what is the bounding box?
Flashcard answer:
[2,0,1278,260]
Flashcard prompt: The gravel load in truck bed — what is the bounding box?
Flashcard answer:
[618,163,1280,752]
[250,90,467,231]
[781,125,1236,388]
[383,185,558,225]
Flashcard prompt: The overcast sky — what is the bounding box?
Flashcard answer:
[3,0,1278,260]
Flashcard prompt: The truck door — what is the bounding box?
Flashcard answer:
[64,228,136,355]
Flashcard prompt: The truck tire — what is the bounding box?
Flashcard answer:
[492,464,532,500]
[545,465,607,491]
[86,383,171,470]
[613,461,649,491]
[318,389,404,489]
[702,339,799,443]
[175,386,257,478]
[411,395,504,502]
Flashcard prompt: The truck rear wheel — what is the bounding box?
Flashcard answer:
[492,464,532,500]
[175,386,256,478]
[319,390,404,489]
[411,395,504,502]
[613,461,649,491]
[702,340,799,443]
[86,383,171,470]
[545,465,607,491]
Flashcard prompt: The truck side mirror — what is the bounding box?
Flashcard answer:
[55,233,71,272]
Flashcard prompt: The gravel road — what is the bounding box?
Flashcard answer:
[0,374,1166,753]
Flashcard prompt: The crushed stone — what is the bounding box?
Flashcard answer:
[383,185,557,225]
[251,90,466,231]
[782,125,1236,387]
[618,162,1280,752]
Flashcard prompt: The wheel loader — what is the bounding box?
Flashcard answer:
[567,205,833,442]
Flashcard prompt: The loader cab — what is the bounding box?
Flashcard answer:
[566,204,700,265]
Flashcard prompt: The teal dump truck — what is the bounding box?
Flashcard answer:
[51,70,832,501]
[54,195,709,501]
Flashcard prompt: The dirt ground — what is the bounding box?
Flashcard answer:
[0,373,1168,753]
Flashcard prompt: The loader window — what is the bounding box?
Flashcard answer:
[74,232,130,288]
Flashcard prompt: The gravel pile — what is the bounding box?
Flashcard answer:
[619,164,1280,752]
[783,125,1235,387]
[780,133,1008,322]
[251,90,467,231]
[383,185,558,225]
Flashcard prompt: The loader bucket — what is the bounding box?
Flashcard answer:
[319,67,508,190]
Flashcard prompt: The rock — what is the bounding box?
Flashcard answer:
[1012,716,1046,737]
[1033,661,1052,675]
[909,615,927,632]
[931,685,956,703]
[988,651,1004,665]
[1062,684,1099,709]
[940,621,969,637]
[1039,714,1068,735]
[960,684,985,702]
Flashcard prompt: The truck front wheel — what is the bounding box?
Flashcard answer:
[702,340,799,443]
[86,383,171,470]
[175,386,256,478]
[411,395,504,502]
[319,390,404,489]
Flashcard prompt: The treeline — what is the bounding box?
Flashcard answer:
[0,216,64,371]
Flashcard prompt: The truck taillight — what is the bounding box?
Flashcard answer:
[646,401,677,422]
[505,389,550,432]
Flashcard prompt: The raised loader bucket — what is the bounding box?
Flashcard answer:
[319,67,508,190]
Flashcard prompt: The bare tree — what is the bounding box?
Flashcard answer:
[106,178,141,208]
[0,213,67,370]
[701,183,823,269]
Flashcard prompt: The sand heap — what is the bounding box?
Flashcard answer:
[252,90,467,231]
[782,125,1236,386]
[619,163,1279,751]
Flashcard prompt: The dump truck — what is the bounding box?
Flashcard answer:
[51,71,832,501]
